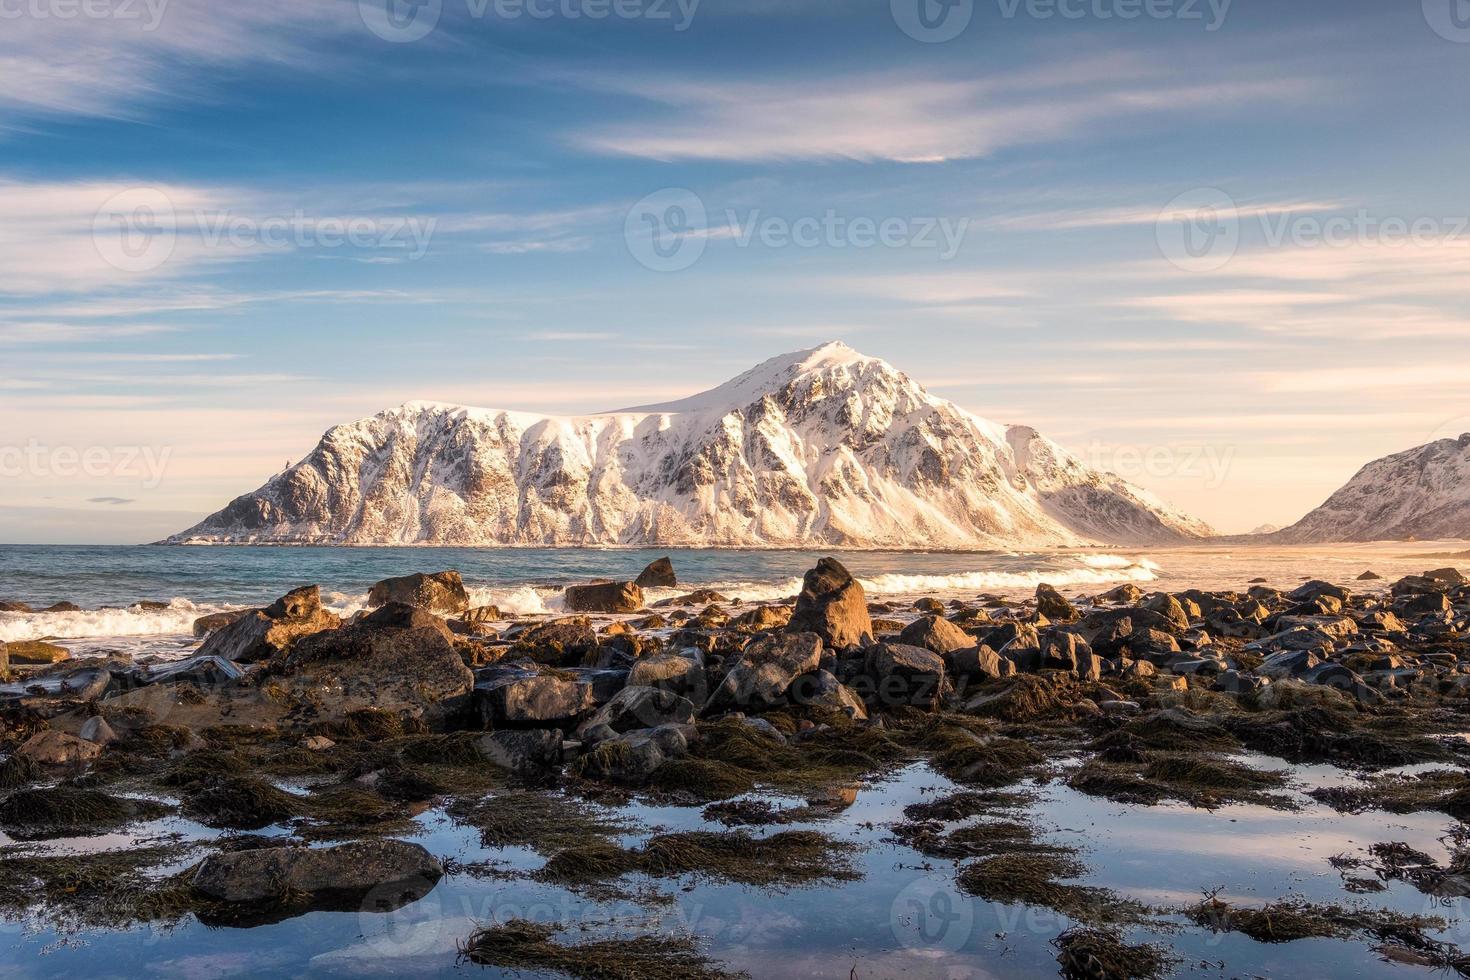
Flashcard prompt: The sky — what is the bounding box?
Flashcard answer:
[2,0,1469,544]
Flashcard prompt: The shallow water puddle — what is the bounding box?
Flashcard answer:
[3,758,1469,978]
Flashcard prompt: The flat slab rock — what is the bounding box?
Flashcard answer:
[192,839,443,904]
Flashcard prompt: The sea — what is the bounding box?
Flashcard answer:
[0,540,1464,661]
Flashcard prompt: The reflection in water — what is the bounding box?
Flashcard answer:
[2,757,1468,979]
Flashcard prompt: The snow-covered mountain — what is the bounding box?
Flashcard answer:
[165,343,1214,548]
[1274,434,1470,543]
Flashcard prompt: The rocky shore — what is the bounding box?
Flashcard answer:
[3,557,1470,977]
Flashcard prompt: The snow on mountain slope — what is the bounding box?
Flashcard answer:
[165,343,1214,548]
[1274,434,1470,543]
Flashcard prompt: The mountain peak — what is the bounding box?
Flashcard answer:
[615,341,905,415]
[1276,434,1470,543]
[166,345,1213,548]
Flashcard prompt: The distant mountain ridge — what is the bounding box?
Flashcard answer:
[166,342,1214,548]
[1274,434,1470,543]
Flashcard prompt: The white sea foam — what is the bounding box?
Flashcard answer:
[855,563,1159,596]
[467,585,552,617]
[0,598,232,644]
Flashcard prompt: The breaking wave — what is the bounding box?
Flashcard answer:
[0,598,232,644]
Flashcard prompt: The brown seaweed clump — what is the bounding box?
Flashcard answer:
[537,830,859,891]
[181,776,302,830]
[459,919,745,979]
[957,853,1147,927]
[0,787,169,838]
[448,790,638,854]
[1053,927,1172,980]
[1186,892,1450,949]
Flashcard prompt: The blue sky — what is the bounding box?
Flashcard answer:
[3,0,1470,543]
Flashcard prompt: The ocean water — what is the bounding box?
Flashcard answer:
[0,541,1464,659]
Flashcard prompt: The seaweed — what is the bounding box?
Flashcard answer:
[181,776,301,830]
[459,919,745,979]
[0,787,168,837]
[1054,927,1172,980]
[1186,892,1449,948]
[957,853,1148,926]
[447,790,637,854]
[537,830,859,890]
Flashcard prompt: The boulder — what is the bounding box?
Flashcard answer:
[628,652,708,705]
[191,839,442,904]
[898,615,973,655]
[197,586,341,664]
[475,728,563,774]
[0,601,33,613]
[1035,584,1077,621]
[705,632,823,713]
[578,725,689,783]
[944,645,1010,682]
[1357,570,1382,581]
[473,664,597,727]
[193,609,251,638]
[42,602,82,613]
[1096,584,1144,604]
[1288,580,1350,604]
[634,557,678,589]
[864,642,952,708]
[786,558,873,650]
[730,605,793,633]
[564,581,644,614]
[788,669,868,721]
[280,618,475,727]
[16,730,102,766]
[580,686,695,735]
[367,571,470,615]
[4,640,70,666]
[1142,593,1190,631]
[79,715,118,745]
[510,618,599,666]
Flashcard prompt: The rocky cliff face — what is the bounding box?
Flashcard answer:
[166,343,1213,548]
[1275,435,1470,543]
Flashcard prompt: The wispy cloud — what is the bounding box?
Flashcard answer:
[0,1,353,127]
[572,55,1317,163]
